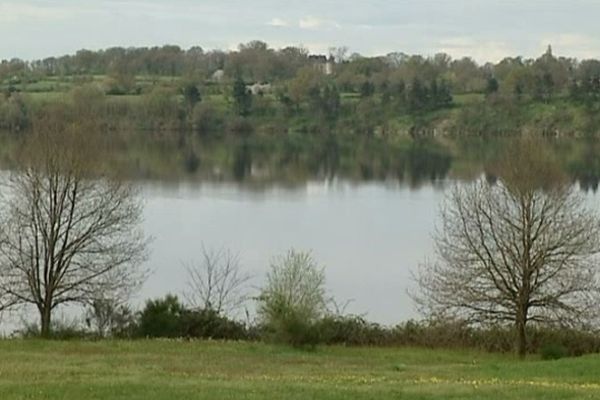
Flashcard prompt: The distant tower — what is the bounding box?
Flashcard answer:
[545,44,553,57]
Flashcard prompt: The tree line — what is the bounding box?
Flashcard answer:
[4,42,600,101]
[4,42,600,141]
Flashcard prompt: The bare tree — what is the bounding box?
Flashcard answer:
[85,297,121,338]
[184,245,251,316]
[414,140,600,357]
[85,297,137,338]
[0,124,148,337]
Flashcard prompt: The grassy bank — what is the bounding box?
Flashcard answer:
[0,340,598,399]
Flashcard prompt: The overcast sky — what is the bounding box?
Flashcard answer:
[3,0,600,63]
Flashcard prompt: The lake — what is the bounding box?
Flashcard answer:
[136,136,600,325]
[3,134,600,329]
[141,179,448,324]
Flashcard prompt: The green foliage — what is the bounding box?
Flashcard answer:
[180,308,248,340]
[532,72,554,103]
[5,42,600,139]
[191,102,223,135]
[450,98,523,135]
[540,343,568,360]
[232,77,252,116]
[138,295,186,338]
[71,84,106,116]
[318,315,390,346]
[104,72,137,95]
[181,83,201,109]
[321,85,341,123]
[485,77,499,96]
[313,316,600,357]
[262,310,322,348]
[359,80,375,98]
[0,93,29,131]
[140,87,183,130]
[406,78,453,114]
[18,319,89,340]
[136,295,250,340]
[258,249,327,347]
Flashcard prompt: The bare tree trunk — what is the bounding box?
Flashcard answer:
[516,306,528,358]
[40,306,52,338]
[413,139,600,357]
[0,127,148,337]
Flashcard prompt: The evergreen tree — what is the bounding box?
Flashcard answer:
[232,77,252,116]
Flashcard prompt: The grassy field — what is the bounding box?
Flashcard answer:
[0,340,598,399]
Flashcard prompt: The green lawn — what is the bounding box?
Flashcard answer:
[0,340,598,399]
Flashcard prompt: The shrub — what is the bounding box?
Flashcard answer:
[17,318,89,340]
[258,249,327,347]
[136,295,250,340]
[265,309,321,348]
[137,295,186,338]
[528,327,600,357]
[138,88,182,130]
[318,315,390,346]
[0,93,29,131]
[180,308,248,340]
[540,343,568,360]
[181,83,201,109]
[315,316,600,357]
[191,102,223,135]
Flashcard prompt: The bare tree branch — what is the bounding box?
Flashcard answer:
[183,244,251,317]
[0,124,149,337]
[413,139,600,356]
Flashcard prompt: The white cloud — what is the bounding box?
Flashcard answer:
[299,16,341,30]
[437,37,515,63]
[267,17,289,27]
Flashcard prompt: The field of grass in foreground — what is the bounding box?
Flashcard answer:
[0,340,599,399]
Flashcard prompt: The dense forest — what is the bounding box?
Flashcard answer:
[2,41,600,187]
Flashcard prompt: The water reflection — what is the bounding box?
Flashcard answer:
[4,132,600,190]
[201,136,454,188]
[122,135,600,192]
[2,132,600,326]
[567,139,600,192]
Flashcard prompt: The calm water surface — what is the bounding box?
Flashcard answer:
[141,179,448,324]
[5,135,600,328]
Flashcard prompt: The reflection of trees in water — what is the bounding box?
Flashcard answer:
[226,136,453,186]
[405,141,452,186]
[170,136,600,190]
[317,135,341,179]
[566,140,600,192]
[453,137,600,193]
[232,140,252,181]
[7,130,599,189]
